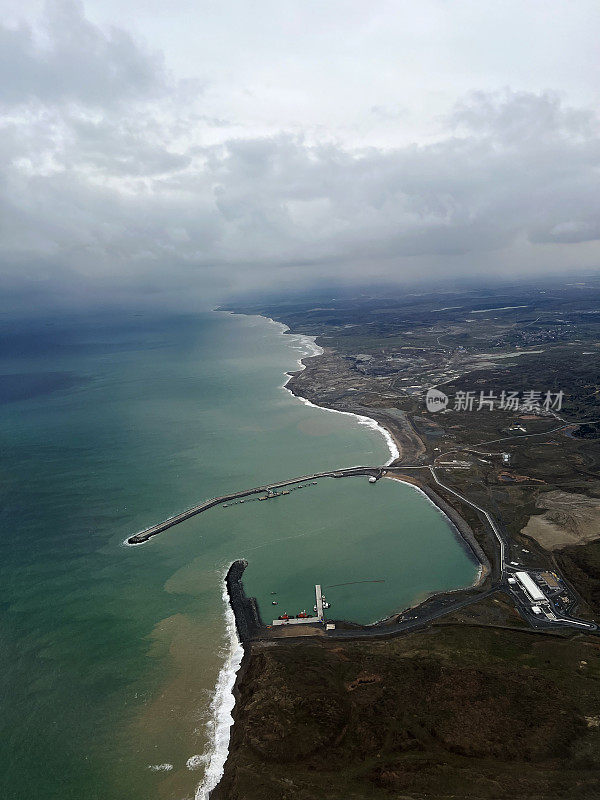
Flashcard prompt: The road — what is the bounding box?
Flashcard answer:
[325,588,500,640]
[427,463,507,570]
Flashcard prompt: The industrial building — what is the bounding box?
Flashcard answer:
[515,571,546,603]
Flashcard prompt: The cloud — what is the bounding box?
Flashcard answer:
[0,5,599,312]
[0,0,165,107]
[449,89,595,143]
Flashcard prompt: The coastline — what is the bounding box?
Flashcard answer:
[194,571,244,800]
[202,310,487,800]
[253,313,401,466]
[254,311,488,596]
[252,312,489,594]
[385,474,490,591]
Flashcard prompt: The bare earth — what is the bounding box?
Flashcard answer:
[522,490,600,550]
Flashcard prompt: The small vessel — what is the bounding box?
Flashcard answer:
[278,613,290,620]
[270,591,277,595]
[272,600,278,605]
[296,610,309,619]
[314,596,331,612]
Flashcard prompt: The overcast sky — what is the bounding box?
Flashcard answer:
[1,0,600,312]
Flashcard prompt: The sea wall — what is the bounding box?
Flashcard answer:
[225,560,264,642]
[387,472,491,581]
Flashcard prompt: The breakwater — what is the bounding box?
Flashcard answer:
[127,466,384,544]
[225,560,263,642]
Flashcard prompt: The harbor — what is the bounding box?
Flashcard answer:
[271,584,333,627]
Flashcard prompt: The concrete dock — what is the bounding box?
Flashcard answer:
[272,585,326,626]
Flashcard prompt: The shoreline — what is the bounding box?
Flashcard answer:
[253,313,401,466]
[384,474,490,592]
[200,310,487,799]
[251,312,489,595]
[254,311,488,598]
[194,569,244,800]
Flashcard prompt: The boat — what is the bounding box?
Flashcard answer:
[272,600,278,605]
[314,597,331,612]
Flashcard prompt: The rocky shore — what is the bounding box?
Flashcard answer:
[225,560,263,643]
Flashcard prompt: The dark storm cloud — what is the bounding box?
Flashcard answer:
[0,3,599,311]
[200,92,600,266]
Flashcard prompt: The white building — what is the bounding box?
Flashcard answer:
[515,571,546,603]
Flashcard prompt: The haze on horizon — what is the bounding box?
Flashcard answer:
[1,0,600,314]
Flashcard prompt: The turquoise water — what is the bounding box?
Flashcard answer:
[0,310,477,800]
[241,477,475,625]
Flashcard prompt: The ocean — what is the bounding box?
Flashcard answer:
[0,310,478,800]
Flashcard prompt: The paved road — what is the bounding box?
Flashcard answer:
[325,588,500,640]
[427,464,507,570]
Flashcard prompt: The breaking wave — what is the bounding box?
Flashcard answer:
[263,316,399,466]
[194,577,244,800]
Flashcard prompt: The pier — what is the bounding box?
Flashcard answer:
[272,584,326,627]
[224,482,318,507]
[127,466,385,544]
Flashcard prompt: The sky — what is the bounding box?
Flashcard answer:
[1,0,600,312]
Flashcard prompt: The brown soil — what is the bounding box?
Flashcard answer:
[521,490,600,550]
